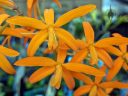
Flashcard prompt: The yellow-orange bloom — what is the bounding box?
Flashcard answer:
[15,51,105,89]
[71,22,128,68]
[74,66,128,96]
[7,4,96,56]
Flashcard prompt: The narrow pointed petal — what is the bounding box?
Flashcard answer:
[63,63,105,76]
[0,46,19,57]
[76,39,87,49]
[83,22,94,44]
[0,53,16,74]
[55,4,96,27]
[123,62,128,71]
[100,81,128,89]
[89,85,97,96]
[97,48,113,68]
[15,57,56,66]
[0,14,9,25]
[95,37,128,47]
[2,28,32,38]
[107,57,124,81]
[44,9,54,25]
[33,2,38,18]
[50,65,62,89]
[104,45,123,56]
[74,85,91,96]
[53,0,62,8]
[70,49,88,63]
[89,46,98,65]
[71,72,92,84]
[27,31,48,56]
[27,0,37,9]
[95,66,107,83]
[106,88,113,94]
[97,88,107,96]
[29,67,55,83]
[55,28,77,51]
[0,0,14,7]
[62,67,75,90]
[7,16,47,29]
[112,33,127,53]
[119,44,127,53]
[57,48,67,63]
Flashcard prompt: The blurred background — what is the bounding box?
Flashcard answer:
[0,0,128,96]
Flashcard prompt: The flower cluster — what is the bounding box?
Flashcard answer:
[0,0,128,96]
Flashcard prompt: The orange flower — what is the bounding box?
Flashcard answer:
[7,4,96,56]
[27,0,61,17]
[106,33,128,81]
[74,66,128,96]
[15,50,105,89]
[71,22,128,68]
[0,45,19,74]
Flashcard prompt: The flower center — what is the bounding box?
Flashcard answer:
[47,25,58,50]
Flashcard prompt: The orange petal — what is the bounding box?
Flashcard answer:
[119,44,127,53]
[89,46,98,65]
[112,33,127,53]
[97,88,107,96]
[106,88,113,94]
[112,33,122,37]
[27,0,36,9]
[75,39,87,49]
[95,65,107,83]
[97,48,113,68]
[55,28,77,51]
[62,67,75,90]
[74,85,91,96]
[7,16,47,29]
[83,22,94,44]
[27,0,36,17]
[0,53,16,74]
[44,9,54,25]
[53,0,62,8]
[0,14,9,25]
[107,57,124,81]
[123,62,128,71]
[57,48,67,63]
[2,28,31,38]
[71,72,92,84]
[29,67,55,83]
[15,57,56,66]
[0,0,15,8]
[104,45,122,56]
[95,37,128,47]
[70,48,88,63]
[89,85,97,96]
[0,45,19,57]
[100,81,128,89]
[55,4,96,27]
[33,1,38,18]
[50,65,62,89]
[27,31,48,56]
[63,63,105,77]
